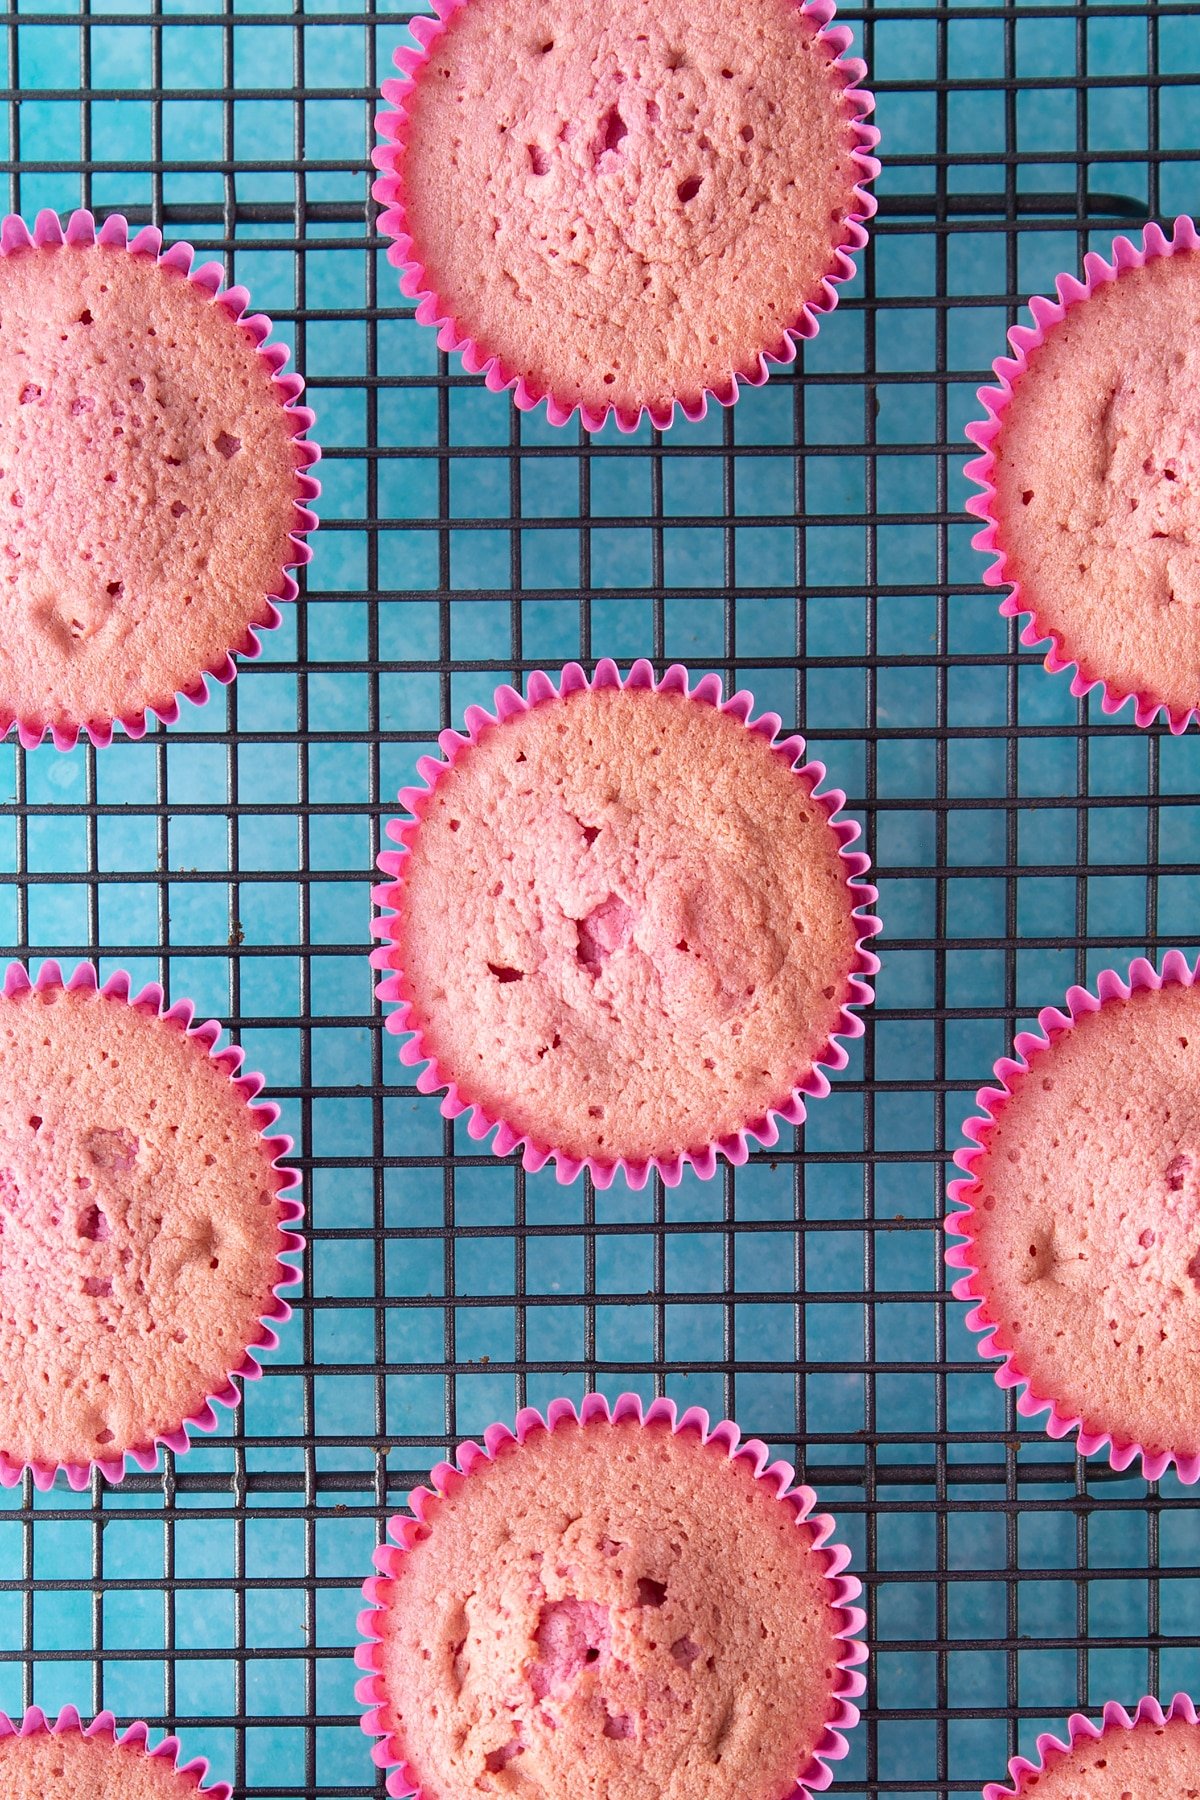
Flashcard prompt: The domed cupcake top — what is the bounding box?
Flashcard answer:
[0,210,317,748]
[984,1695,1200,1800]
[358,1396,865,1800]
[0,1706,229,1799]
[373,662,878,1185]
[967,216,1200,731]
[0,962,300,1487]
[373,0,877,430]
[949,953,1200,1481]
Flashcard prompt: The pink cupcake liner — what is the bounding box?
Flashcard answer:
[0,206,321,753]
[355,1390,868,1800]
[0,1704,230,1798]
[946,949,1200,1483]
[371,0,879,435]
[0,957,304,1493]
[984,1692,1199,1800]
[965,213,1200,734]
[371,656,881,1190]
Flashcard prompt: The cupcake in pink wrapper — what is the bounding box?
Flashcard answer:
[946,950,1200,1483]
[0,207,320,751]
[0,1704,230,1798]
[984,1694,1200,1800]
[356,1391,867,1800]
[372,0,878,434]
[371,658,880,1189]
[965,214,1200,733]
[0,959,303,1491]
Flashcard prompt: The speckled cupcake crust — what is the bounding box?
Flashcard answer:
[0,1704,230,1799]
[355,1392,867,1800]
[966,214,1200,733]
[371,659,880,1189]
[0,959,303,1491]
[0,208,319,751]
[372,0,878,432]
[947,950,1200,1483]
[984,1694,1200,1800]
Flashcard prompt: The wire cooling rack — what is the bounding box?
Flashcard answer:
[1,0,1200,1796]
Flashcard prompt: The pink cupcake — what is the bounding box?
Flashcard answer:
[0,1704,229,1797]
[0,959,303,1490]
[0,208,320,750]
[966,214,1200,732]
[356,1392,866,1800]
[371,659,880,1188]
[947,950,1200,1482]
[984,1694,1200,1800]
[373,0,878,433]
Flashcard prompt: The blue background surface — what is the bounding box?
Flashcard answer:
[0,0,1199,1794]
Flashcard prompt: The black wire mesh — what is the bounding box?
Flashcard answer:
[0,0,1199,1796]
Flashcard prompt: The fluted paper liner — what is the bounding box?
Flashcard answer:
[946,949,1200,1483]
[984,1692,1200,1800]
[355,1391,868,1799]
[0,1703,231,1797]
[965,213,1200,734]
[0,958,304,1491]
[372,0,879,434]
[371,657,881,1189]
[0,206,321,752]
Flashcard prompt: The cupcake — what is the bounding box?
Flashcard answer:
[0,207,320,751]
[946,951,1200,1482]
[984,1694,1200,1800]
[966,214,1200,732]
[372,0,878,432]
[0,1705,229,1798]
[356,1392,866,1800]
[371,659,880,1188]
[0,960,302,1490]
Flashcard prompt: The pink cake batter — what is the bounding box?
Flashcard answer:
[0,1728,206,1798]
[391,683,861,1164]
[373,1415,843,1800]
[0,239,304,731]
[992,250,1200,716]
[396,0,866,420]
[996,1713,1200,1800]
[0,983,286,1471]
[962,982,1200,1462]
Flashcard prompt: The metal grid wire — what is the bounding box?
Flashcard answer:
[0,0,1199,1795]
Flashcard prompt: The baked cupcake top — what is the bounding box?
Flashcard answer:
[379,676,869,1171]
[952,977,1200,1465]
[0,976,291,1476]
[378,0,874,427]
[367,1413,850,1800]
[990,1708,1200,1800]
[0,223,311,739]
[984,238,1200,721]
[0,1720,220,1799]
